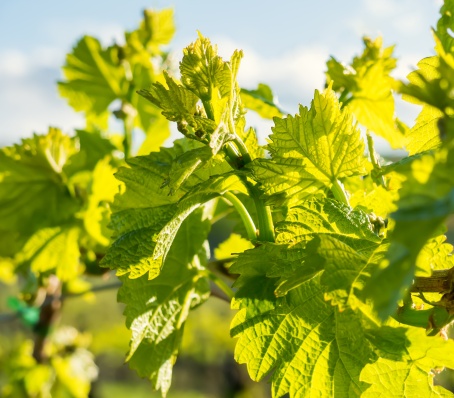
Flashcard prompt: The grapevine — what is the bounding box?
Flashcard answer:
[2,3,454,398]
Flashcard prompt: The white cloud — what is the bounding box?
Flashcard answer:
[0,50,29,77]
[393,13,424,36]
[0,72,84,145]
[364,0,399,17]
[394,52,425,81]
[31,47,65,69]
[0,46,65,80]
[0,19,125,145]
[45,19,125,47]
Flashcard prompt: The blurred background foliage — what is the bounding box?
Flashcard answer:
[0,270,272,397]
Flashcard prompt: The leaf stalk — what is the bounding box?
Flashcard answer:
[222,191,257,241]
[331,179,350,206]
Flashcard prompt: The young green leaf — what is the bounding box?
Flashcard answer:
[79,158,119,247]
[64,130,118,174]
[405,105,442,156]
[138,72,199,126]
[327,37,404,148]
[180,32,233,103]
[125,8,176,59]
[251,87,367,207]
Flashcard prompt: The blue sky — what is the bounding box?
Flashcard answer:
[0,0,443,148]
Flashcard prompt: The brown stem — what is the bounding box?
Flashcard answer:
[411,268,454,293]
[207,257,238,280]
[33,275,62,363]
[210,282,231,303]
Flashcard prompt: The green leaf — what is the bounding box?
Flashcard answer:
[327,37,404,148]
[180,32,231,102]
[100,150,180,278]
[102,205,175,279]
[416,232,454,275]
[0,128,80,236]
[152,173,248,276]
[129,63,171,145]
[136,112,171,156]
[251,87,367,207]
[138,72,212,145]
[401,56,440,105]
[361,327,454,397]
[435,0,454,53]
[125,8,176,59]
[399,50,454,130]
[214,233,254,260]
[138,72,198,121]
[102,141,245,279]
[401,53,443,156]
[118,209,210,397]
[349,183,397,219]
[240,83,283,119]
[275,199,380,249]
[365,147,454,319]
[58,36,127,125]
[251,157,325,207]
[240,125,264,160]
[231,270,373,397]
[317,236,387,311]
[231,244,454,397]
[346,61,403,148]
[80,158,119,247]
[178,33,247,152]
[15,225,81,281]
[406,105,443,156]
[64,130,118,175]
[271,199,381,297]
[162,128,234,195]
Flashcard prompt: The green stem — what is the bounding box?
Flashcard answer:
[233,135,252,164]
[123,111,134,159]
[331,179,349,206]
[207,271,234,300]
[249,187,275,242]
[224,142,242,164]
[392,305,452,334]
[201,98,243,166]
[366,131,386,188]
[202,96,274,242]
[222,192,257,241]
[201,98,215,120]
[392,304,431,329]
[338,89,352,108]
